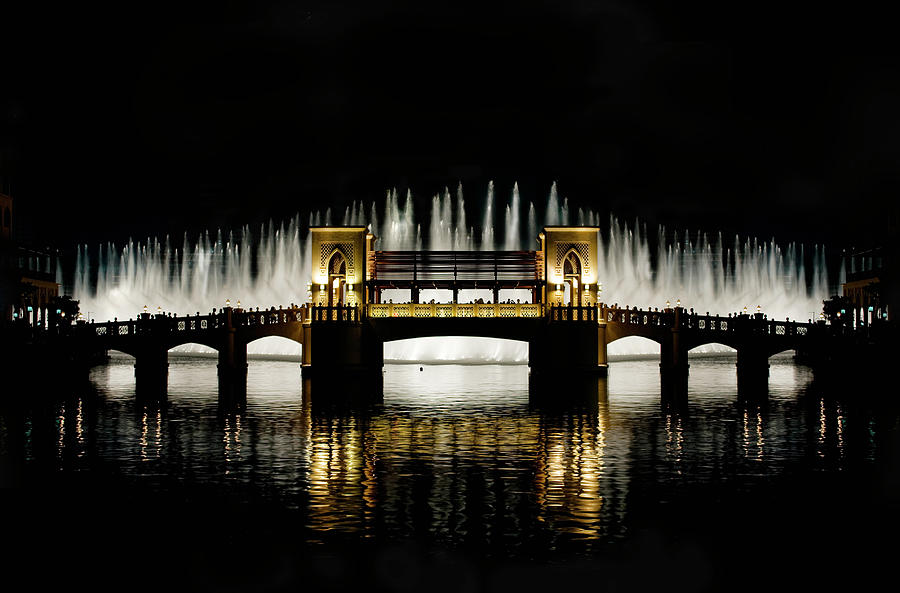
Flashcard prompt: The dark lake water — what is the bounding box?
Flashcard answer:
[2,354,898,592]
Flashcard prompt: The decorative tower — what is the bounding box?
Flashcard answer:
[538,226,601,306]
[308,226,374,307]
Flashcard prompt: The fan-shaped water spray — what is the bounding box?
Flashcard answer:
[72,183,832,359]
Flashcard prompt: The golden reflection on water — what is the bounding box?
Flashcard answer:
[223,413,242,471]
[665,411,684,469]
[299,372,628,545]
[139,407,163,461]
[818,398,827,459]
[306,412,377,540]
[24,356,878,551]
[57,402,65,463]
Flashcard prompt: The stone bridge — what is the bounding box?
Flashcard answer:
[78,300,818,398]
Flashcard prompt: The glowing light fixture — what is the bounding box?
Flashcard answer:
[157,306,162,314]
[666,300,670,308]
[676,299,681,308]
[743,305,748,315]
[756,305,761,314]
[237,300,241,308]
[225,299,231,308]
[143,305,148,314]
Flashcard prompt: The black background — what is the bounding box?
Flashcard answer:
[3,0,899,249]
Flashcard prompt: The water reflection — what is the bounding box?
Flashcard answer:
[1,355,893,559]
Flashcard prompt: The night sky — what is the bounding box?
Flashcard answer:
[3,1,899,249]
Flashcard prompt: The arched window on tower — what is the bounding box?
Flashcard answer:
[563,251,582,277]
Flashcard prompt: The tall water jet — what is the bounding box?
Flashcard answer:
[504,182,521,250]
[545,182,560,226]
[481,181,495,250]
[72,181,833,361]
[527,202,537,250]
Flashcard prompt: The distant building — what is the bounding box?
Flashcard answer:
[841,244,894,326]
[0,192,61,325]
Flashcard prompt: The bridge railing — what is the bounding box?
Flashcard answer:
[548,305,598,322]
[599,305,669,327]
[367,303,544,319]
[86,306,309,338]
[684,312,813,337]
[310,305,360,322]
[235,307,307,326]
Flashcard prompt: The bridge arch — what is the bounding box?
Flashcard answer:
[562,248,584,305]
[246,335,303,357]
[687,342,737,356]
[165,340,219,353]
[766,346,796,359]
[328,249,348,306]
[107,348,136,359]
[606,335,661,357]
[383,336,528,364]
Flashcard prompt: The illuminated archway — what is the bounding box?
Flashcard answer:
[607,335,661,358]
[383,336,528,364]
[328,250,347,306]
[688,342,737,357]
[247,335,303,358]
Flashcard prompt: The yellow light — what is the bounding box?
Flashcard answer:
[756,305,761,314]
[666,300,670,308]
[157,306,162,314]
[676,299,681,308]
[237,300,241,308]
[225,298,231,308]
[743,305,748,315]
[143,305,148,314]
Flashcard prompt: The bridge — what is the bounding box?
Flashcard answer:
[64,224,829,401]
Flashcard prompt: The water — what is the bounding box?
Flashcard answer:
[2,357,895,590]
[70,182,833,361]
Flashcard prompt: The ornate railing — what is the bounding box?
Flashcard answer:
[597,305,815,336]
[548,305,597,321]
[77,303,817,336]
[367,303,544,319]
[86,306,308,337]
[309,305,360,322]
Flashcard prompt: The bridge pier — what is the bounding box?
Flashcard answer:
[529,321,608,378]
[217,343,248,403]
[216,307,249,403]
[301,318,383,399]
[659,329,689,379]
[736,344,770,395]
[134,347,168,398]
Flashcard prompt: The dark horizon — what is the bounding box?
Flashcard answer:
[3,1,899,250]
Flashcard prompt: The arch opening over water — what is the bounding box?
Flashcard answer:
[384,336,528,364]
[247,336,302,358]
[688,343,737,356]
[169,342,217,356]
[607,336,661,358]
